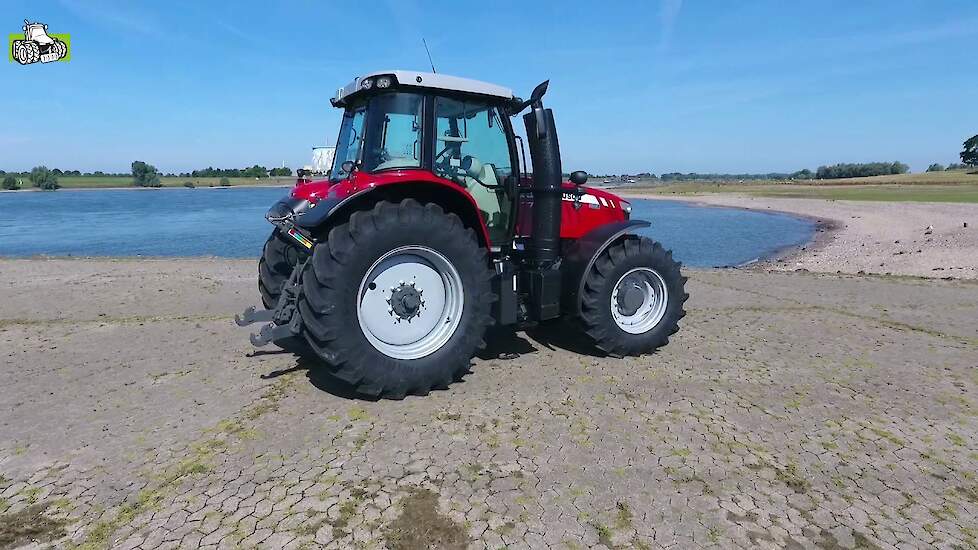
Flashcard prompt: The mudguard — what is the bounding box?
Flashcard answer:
[560,219,652,317]
[264,192,365,235]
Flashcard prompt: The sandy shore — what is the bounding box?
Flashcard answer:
[2,258,977,548]
[622,192,978,279]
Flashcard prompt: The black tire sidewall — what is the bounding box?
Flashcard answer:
[584,239,686,354]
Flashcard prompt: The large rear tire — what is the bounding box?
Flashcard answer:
[258,229,309,354]
[298,199,494,399]
[580,237,687,355]
[24,42,40,64]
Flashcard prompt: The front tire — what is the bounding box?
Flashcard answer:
[580,237,687,355]
[298,199,494,399]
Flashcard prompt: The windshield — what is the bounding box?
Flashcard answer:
[330,107,366,182]
[329,92,424,182]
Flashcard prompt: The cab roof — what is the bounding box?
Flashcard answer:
[333,70,518,107]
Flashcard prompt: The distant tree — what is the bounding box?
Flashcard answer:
[29,166,60,189]
[2,176,20,190]
[269,167,293,177]
[961,134,978,168]
[926,163,945,172]
[131,160,162,187]
[51,168,63,176]
[219,177,231,187]
[946,163,967,170]
[242,165,268,178]
[815,162,909,179]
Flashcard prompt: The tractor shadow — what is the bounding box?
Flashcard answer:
[260,354,379,401]
[255,322,606,401]
[480,322,607,359]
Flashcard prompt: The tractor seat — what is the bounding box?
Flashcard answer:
[459,156,507,241]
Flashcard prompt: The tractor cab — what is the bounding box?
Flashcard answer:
[326,71,522,243]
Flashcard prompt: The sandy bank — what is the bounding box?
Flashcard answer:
[622,192,978,279]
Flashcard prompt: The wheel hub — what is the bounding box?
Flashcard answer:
[389,282,425,322]
[356,246,464,360]
[615,276,645,316]
[610,267,670,335]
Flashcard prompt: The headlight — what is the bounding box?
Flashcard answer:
[620,201,632,218]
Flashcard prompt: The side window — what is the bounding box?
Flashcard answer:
[433,98,512,179]
[362,93,423,172]
[434,97,514,243]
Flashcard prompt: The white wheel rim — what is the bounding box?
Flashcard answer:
[356,245,463,360]
[610,267,669,334]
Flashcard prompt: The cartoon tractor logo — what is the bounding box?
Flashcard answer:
[12,20,68,64]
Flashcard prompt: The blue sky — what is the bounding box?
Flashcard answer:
[3,0,976,175]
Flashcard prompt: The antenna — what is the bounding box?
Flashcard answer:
[422,38,436,73]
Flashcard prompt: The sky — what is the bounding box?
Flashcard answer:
[3,0,977,175]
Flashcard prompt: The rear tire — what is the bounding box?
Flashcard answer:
[258,229,309,354]
[580,237,687,355]
[24,42,40,64]
[298,199,494,399]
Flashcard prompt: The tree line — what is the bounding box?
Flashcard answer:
[183,165,292,178]
[2,162,294,191]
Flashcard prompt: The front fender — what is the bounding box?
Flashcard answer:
[560,219,651,317]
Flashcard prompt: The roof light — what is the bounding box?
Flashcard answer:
[360,78,373,90]
[376,76,392,89]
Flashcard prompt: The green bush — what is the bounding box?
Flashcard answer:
[2,176,20,190]
[29,166,60,190]
[131,160,162,187]
[183,181,195,188]
[219,177,231,187]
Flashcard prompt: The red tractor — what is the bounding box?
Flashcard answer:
[237,71,687,398]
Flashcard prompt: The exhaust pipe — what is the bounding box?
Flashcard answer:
[518,81,563,321]
[522,82,562,268]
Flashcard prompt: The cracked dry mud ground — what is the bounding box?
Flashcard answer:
[1,259,977,549]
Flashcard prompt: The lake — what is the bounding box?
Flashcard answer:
[0,188,814,267]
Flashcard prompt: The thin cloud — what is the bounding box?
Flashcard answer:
[657,0,683,54]
[57,0,175,40]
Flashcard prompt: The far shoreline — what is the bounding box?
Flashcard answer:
[0,184,294,193]
[622,192,978,279]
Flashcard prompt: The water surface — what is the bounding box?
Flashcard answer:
[0,188,814,267]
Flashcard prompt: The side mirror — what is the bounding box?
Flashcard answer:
[569,171,588,186]
[341,161,355,174]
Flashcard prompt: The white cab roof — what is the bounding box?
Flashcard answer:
[335,70,516,105]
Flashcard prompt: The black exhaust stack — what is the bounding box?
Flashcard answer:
[522,81,562,268]
[521,81,563,320]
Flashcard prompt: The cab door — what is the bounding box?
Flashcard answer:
[431,97,516,245]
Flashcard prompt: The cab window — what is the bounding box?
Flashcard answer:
[433,97,513,242]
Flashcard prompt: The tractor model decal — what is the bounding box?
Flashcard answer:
[10,20,69,64]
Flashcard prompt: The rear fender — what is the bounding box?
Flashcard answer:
[560,220,651,317]
[285,183,492,250]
